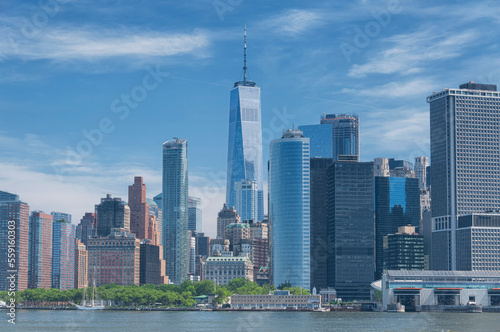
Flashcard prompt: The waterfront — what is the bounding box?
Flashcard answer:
[2,310,500,331]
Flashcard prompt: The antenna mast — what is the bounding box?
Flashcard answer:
[243,25,247,83]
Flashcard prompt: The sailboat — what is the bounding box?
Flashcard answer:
[75,280,104,310]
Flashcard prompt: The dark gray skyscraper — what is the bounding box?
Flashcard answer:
[95,194,130,237]
[428,82,500,270]
[226,27,264,221]
[327,161,374,300]
[162,138,189,285]
[309,158,333,291]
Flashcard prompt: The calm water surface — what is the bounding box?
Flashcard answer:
[2,310,500,331]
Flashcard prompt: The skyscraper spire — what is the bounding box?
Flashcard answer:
[243,25,247,84]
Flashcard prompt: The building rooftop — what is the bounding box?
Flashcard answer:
[387,270,500,278]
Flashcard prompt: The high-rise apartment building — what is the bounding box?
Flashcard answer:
[320,113,359,161]
[52,220,75,290]
[187,196,202,233]
[226,28,264,222]
[129,177,149,240]
[51,211,71,223]
[95,194,130,237]
[234,180,258,222]
[74,239,88,289]
[0,191,29,291]
[76,212,95,247]
[374,177,420,279]
[327,162,374,300]
[269,129,310,290]
[217,203,240,240]
[28,212,53,289]
[87,228,140,286]
[162,138,189,285]
[428,82,500,270]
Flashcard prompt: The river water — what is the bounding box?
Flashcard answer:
[2,310,500,331]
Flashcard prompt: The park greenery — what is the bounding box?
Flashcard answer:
[0,279,310,307]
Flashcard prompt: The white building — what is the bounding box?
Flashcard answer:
[231,290,321,309]
[203,256,253,285]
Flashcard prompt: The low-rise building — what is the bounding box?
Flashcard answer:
[204,256,253,285]
[231,290,321,309]
[382,270,500,311]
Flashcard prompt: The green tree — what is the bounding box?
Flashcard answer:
[277,281,292,290]
[194,280,216,295]
[212,287,231,305]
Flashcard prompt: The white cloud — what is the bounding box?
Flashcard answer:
[260,9,326,36]
[357,78,436,98]
[0,22,210,61]
[348,29,479,78]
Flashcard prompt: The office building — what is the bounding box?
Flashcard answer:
[374,176,420,279]
[456,213,500,271]
[384,225,424,272]
[95,194,130,237]
[210,238,230,256]
[298,123,333,159]
[74,239,88,289]
[373,158,390,177]
[153,193,163,210]
[146,198,162,246]
[87,228,140,286]
[188,233,196,275]
[162,138,189,285]
[225,223,250,252]
[428,82,500,270]
[217,203,240,240]
[249,221,268,240]
[139,241,168,285]
[188,196,202,233]
[0,192,29,291]
[414,157,429,190]
[194,232,210,258]
[52,220,75,290]
[204,256,254,285]
[269,129,310,290]
[320,113,359,161]
[28,212,53,289]
[309,158,333,291]
[388,158,413,171]
[76,212,95,247]
[129,176,149,240]
[234,180,258,222]
[226,27,264,222]
[327,161,374,300]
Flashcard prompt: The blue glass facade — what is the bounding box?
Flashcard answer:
[52,221,75,290]
[269,130,310,290]
[234,180,258,222]
[320,114,359,161]
[298,124,333,158]
[188,196,202,233]
[226,84,264,221]
[374,177,420,279]
[162,138,189,285]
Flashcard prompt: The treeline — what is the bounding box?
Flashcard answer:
[0,279,310,307]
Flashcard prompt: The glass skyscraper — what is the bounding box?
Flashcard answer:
[162,138,189,285]
[320,113,359,161]
[269,129,310,290]
[298,124,333,158]
[300,113,359,161]
[187,196,202,233]
[234,179,258,222]
[428,82,500,270]
[226,28,264,222]
[374,177,420,279]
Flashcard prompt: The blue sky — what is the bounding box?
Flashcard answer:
[1,0,500,236]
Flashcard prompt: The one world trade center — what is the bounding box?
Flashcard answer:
[226,27,264,221]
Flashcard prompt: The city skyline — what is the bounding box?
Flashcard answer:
[2,1,500,237]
